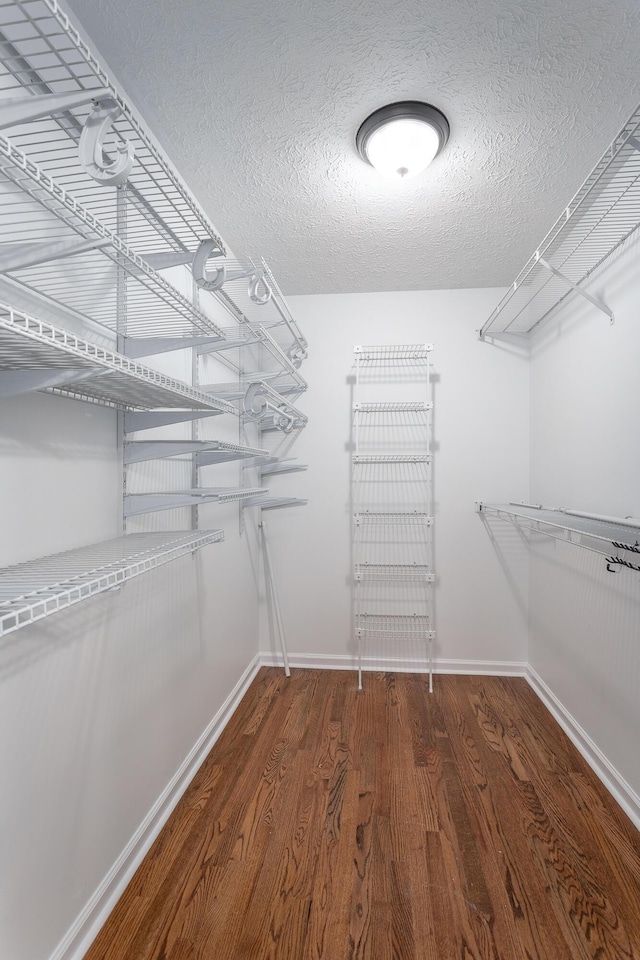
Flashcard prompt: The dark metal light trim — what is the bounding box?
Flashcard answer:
[356,101,450,168]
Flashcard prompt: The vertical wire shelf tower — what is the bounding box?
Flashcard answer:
[352,344,435,692]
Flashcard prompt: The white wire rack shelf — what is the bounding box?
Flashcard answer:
[478,502,640,556]
[354,512,433,526]
[355,614,434,639]
[0,0,225,258]
[124,487,267,517]
[211,262,307,362]
[354,564,435,583]
[353,401,432,413]
[199,322,307,397]
[242,496,308,510]
[0,302,235,411]
[0,135,226,339]
[480,103,640,337]
[352,455,432,464]
[0,530,223,638]
[123,439,268,465]
[354,344,433,361]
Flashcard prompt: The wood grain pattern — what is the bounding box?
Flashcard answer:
[85,670,640,960]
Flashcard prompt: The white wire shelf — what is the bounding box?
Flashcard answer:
[354,564,434,583]
[352,455,432,464]
[480,103,640,337]
[259,458,307,476]
[354,512,433,526]
[0,302,235,411]
[210,262,307,361]
[0,135,226,339]
[478,502,640,556]
[242,496,308,510]
[124,439,268,465]
[0,530,223,638]
[124,487,267,517]
[199,322,306,395]
[0,0,225,258]
[355,614,434,639]
[353,401,432,413]
[354,343,433,361]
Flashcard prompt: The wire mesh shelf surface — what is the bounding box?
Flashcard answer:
[354,343,432,361]
[0,302,235,410]
[354,512,433,525]
[353,401,431,412]
[354,563,434,582]
[480,502,640,552]
[123,488,267,516]
[355,614,433,638]
[481,102,640,336]
[352,455,432,464]
[0,530,223,637]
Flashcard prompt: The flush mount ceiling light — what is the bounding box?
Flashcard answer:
[356,101,450,181]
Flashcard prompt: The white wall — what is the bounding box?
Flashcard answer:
[528,235,640,807]
[0,288,261,960]
[261,288,530,672]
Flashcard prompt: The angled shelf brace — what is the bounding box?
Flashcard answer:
[242,496,308,510]
[0,531,224,639]
[124,439,268,465]
[124,488,268,517]
[480,101,640,337]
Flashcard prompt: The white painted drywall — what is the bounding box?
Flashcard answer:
[259,288,530,671]
[528,234,640,800]
[0,285,261,960]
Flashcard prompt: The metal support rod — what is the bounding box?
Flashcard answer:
[261,520,290,677]
[537,256,614,323]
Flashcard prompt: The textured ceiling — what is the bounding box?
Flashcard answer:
[66,0,640,295]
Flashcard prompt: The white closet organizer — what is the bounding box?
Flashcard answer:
[0,0,308,631]
[480,102,640,338]
[352,344,435,692]
[477,502,640,574]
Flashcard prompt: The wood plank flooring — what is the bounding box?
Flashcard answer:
[85,670,640,959]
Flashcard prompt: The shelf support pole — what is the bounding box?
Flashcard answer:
[537,256,614,324]
[261,520,291,677]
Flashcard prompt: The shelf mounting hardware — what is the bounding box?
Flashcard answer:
[0,88,109,130]
[0,237,112,275]
[536,254,614,325]
[78,98,135,186]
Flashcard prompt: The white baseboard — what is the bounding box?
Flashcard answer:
[50,653,261,960]
[259,651,526,676]
[526,666,640,831]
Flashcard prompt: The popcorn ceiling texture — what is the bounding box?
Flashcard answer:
[66,0,640,295]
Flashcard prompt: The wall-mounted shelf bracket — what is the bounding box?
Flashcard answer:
[537,255,614,324]
[124,410,223,433]
[0,237,112,274]
[0,366,102,398]
[0,88,109,130]
[122,335,224,358]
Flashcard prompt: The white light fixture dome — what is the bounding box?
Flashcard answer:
[356,101,450,181]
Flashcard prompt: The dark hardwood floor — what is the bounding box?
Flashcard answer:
[84,669,640,959]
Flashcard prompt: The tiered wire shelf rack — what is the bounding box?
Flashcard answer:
[480,103,640,337]
[352,344,435,691]
[0,0,308,635]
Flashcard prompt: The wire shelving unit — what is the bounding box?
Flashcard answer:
[124,439,268,465]
[0,531,224,638]
[478,502,640,568]
[124,488,267,517]
[480,102,640,337]
[352,343,435,691]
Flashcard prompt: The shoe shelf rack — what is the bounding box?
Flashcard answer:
[352,344,435,691]
[0,0,308,635]
[480,102,640,337]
